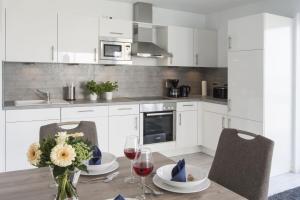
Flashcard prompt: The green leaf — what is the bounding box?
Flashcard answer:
[53,166,66,178]
[77,164,88,173]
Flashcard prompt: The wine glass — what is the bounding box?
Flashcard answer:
[133,147,154,200]
[124,135,139,183]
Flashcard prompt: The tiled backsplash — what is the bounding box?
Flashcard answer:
[3,62,227,101]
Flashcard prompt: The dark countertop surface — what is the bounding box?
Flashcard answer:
[3,95,227,110]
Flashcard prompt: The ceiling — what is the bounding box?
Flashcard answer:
[111,0,264,14]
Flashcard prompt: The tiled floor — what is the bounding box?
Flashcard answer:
[171,153,300,196]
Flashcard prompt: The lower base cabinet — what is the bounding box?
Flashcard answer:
[227,116,263,134]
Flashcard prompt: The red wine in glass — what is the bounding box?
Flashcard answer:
[133,162,154,177]
[124,148,137,160]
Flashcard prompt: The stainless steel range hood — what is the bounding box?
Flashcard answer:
[132,2,172,58]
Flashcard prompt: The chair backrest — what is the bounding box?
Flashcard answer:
[208,128,274,200]
[39,121,98,146]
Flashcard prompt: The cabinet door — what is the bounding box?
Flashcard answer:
[228,14,264,51]
[5,7,57,62]
[99,18,132,39]
[227,116,263,135]
[228,50,263,122]
[167,26,194,66]
[58,13,99,64]
[109,115,139,157]
[202,111,225,152]
[176,111,198,148]
[194,29,217,67]
[6,120,59,172]
[61,117,109,152]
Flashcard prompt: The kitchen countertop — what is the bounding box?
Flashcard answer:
[3,95,227,110]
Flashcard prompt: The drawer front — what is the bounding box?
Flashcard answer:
[203,102,227,115]
[99,19,132,39]
[61,106,108,120]
[177,102,198,112]
[6,108,60,123]
[109,104,139,116]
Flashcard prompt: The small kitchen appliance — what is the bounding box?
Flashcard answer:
[63,83,76,101]
[179,85,191,97]
[167,79,180,98]
[213,86,228,99]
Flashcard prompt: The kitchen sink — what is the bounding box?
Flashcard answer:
[14,99,70,106]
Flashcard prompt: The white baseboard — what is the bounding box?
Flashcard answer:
[159,146,202,157]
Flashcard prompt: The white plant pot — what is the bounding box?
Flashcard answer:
[89,93,98,101]
[104,92,113,100]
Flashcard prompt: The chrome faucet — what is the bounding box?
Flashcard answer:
[35,89,51,103]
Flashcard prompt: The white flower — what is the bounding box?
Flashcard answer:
[27,143,42,166]
[50,144,76,167]
[55,132,68,144]
[69,132,84,138]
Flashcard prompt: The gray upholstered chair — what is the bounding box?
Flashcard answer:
[39,121,98,146]
[208,128,274,200]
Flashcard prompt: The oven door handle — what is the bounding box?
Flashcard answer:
[145,112,174,117]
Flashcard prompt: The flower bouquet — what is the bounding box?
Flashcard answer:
[27,132,92,200]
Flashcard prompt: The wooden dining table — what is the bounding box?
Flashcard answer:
[0,153,246,200]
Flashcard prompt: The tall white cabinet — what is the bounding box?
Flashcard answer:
[227,13,293,176]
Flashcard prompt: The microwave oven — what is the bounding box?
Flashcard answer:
[99,38,132,65]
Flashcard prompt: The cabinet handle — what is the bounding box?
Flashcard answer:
[228,99,232,112]
[195,54,199,65]
[94,48,97,62]
[222,117,225,129]
[51,46,55,61]
[135,117,138,130]
[183,104,194,107]
[77,110,95,113]
[179,113,182,126]
[227,118,231,128]
[228,36,232,49]
[118,108,133,111]
[110,32,124,35]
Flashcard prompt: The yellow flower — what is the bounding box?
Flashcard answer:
[55,132,68,144]
[69,132,84,138]
[27,143,41,166]
[50,144,76,167]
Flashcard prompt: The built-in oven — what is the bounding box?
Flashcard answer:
[140,103,176,145]
[99,37,132,65]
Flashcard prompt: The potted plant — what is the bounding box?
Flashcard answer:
[86,80,99,101]
[27,132,92,200]
[99,81,118,100]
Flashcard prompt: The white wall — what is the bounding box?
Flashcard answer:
[206,0,300,67]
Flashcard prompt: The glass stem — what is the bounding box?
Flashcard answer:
[130,160,133,177]
[141,177,146,195]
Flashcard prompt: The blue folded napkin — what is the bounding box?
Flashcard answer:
[114,194,125,200]
[171,159,186,182]
[88,145,102,165]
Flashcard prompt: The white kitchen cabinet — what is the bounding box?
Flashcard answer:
[228,13,293,176]
[5,5,57,62]
[202,103,227,154]
[157,26,194,66]
[194,29,217,67]
[108,105,139,157]
[197,102,203,145]
[176,102,198,148]
[228,14,264,51]
[5,108,60,172]
[99,18,132,39]
[58,13,99,64]
[61,106,109,152]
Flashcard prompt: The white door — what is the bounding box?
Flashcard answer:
[168,26,194,66]
[202,111,225,152]
[228,14,264,51]
[99,18,132,39]
[228,50,263,122]
[194,29,217,67]
[109,115,139,157]
[5,7,57,62]
[58,13,99,64]
[227,116,263,134]
[61,117,109,152]
[176,111,198,148]
[6,120,59,172]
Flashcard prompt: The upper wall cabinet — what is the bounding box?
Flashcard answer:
[5,7,57,63]
[228,14,264,51]
[157,26,194,67]
[58,13,99,64]
[194,29,217,67]
[99,18,132,39]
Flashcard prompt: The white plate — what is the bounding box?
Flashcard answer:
[105,198,137,200]
[153,175,210,194]
[85,152,117,173]
[156,164,207,188]
[81,161,119,176]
